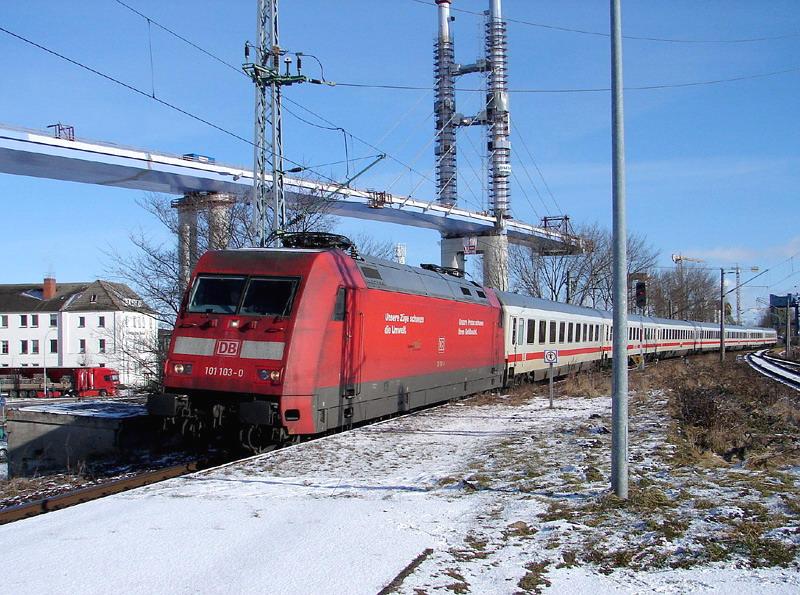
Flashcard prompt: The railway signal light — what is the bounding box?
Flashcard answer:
[635,281,647,309]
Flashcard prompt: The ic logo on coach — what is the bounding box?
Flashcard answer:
[216,340,241,357]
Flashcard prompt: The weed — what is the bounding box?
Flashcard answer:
[556,550,578,569]
[504,520,537,539]
[517,562,551,594]
[584,466,603,483]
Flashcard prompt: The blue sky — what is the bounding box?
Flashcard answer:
[1,1,798,322]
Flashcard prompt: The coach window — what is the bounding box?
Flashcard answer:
[567,322,573,343]
[550,321,557,343]
[596,324,600,342]
[559,322,566,343]
[527,319,536,344]
[511,317,517,344]
[575,323,581,342]
[518,319,525,345]
[539,320,547,344]
[333,287,346,321]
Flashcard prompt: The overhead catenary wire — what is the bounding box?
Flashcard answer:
[112,0,446,195]
[113,0,243,75]
[408,0,800,44]
[0,25,345,187]
[335,65,800,94]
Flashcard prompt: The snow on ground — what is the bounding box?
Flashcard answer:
[1,387,799,594]
[17,400,146,418]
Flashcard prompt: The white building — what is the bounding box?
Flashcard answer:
[0,278,159,387]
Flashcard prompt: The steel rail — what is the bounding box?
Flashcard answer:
[746,351,800,391]
[0,461,199,525]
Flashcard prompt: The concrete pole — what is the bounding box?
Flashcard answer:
[207,193,234,251]
[720,268,726,362]
[176,197,198,292]
[610,0,628,500]
[787,294,792,359]
[478,234,509,291]
[735,265,742,325]
[440,236,467,272]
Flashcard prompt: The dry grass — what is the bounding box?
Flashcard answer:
[562,370,610,398]
[666,357,800,468]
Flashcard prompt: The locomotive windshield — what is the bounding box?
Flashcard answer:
[188,276,246,314]
[240,278,298,316]
[187,275,298,317]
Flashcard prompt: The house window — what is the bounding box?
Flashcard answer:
[79,316,86,328]
[1,340,8,355]
[31,340,39,354]
[99,339,106,353]
[98,316,106,328]
[50,339,58,353]
[20,340,28,354]
[0,315,7,327]
[20,314,28,327]
[31,314,39,327]
[90,294,97,303]
[50,313,57,327]
[79,339,86,353]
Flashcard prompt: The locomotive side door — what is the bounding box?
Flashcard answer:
[339,287,363,424]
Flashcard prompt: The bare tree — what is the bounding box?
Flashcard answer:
[351,232,397,260]
[647,265,718,321]
[509,224,658,309]
[105,188,334,328]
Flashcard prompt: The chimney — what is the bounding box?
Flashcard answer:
[43,277,56,300]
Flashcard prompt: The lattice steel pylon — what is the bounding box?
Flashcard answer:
[246,0,284,247]
[486,0,511,224]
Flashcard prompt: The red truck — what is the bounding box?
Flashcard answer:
[0,366,120,398]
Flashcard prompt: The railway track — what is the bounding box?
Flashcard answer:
[0,460,204,526]
[746,350,800,391]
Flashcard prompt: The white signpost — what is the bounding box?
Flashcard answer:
[544,349,559,408]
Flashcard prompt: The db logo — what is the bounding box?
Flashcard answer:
[216,340,241,357]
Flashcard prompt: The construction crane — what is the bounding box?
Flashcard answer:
[671,253,705,265]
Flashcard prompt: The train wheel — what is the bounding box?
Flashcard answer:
[99,389,108,397]
[240,425,278,454]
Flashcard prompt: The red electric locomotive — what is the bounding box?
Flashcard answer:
[149,234,504,450]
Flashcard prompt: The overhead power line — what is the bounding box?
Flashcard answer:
[113,0,243,75]
[409,0,800,44]
[335,65,800,94]
[111,1,441,194]
[0,24,343,185]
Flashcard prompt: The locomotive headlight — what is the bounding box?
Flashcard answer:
[258,369,281,383]
[174,363,184,374]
